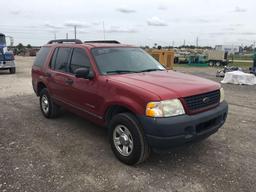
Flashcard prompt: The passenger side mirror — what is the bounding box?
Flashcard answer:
[74,68,94,79]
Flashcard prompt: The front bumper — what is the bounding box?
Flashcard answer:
[0,60,15,69]
[139,101,228,149]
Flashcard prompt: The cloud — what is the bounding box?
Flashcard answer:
[44,23,63,29]
[105,26,138,33]
[234,6,247,13]
[116,8,136,13]
[91,21,101,26]
[209,32,256,36]
[230,24,243,27]
[147,17,168,26]
[10,10,21,15]
[64,20,90,28]
[223,27,236,31]
[158,5,168,11]
[239,32,256,35]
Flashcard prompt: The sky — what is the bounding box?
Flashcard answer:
[1,0,256,47]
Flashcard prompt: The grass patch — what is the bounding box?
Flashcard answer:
[174,62,252,69]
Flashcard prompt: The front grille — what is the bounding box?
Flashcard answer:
[183,90,220,113]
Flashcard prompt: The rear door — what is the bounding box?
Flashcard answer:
[47,47,72,103]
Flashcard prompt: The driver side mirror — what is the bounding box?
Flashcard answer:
[74,68,94,79]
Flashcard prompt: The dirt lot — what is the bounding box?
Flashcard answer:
[0,56,256,192]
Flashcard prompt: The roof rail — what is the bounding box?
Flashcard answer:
[84,40,120,44]
[47,39,82,44]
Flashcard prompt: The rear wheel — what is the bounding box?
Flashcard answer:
[109,113,151,165]
[39,88,60,118]
[215,61,221,67]
[9,68,16,74]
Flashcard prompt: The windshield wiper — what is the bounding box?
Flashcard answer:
[138,68,165,73]
[106,70,136,74]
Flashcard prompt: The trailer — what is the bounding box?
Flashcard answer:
[0,33,16,74]
[249,49,256,75]
[207,50,228,67]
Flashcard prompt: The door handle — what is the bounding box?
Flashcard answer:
[65,78,74,85]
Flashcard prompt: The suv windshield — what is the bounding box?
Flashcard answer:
[92,47,165,75]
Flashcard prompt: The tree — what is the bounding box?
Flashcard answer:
[26,44,32,49]
[16,43,25,55]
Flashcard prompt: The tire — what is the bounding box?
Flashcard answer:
[208,61,214,67]
[39,88,60,118]
[109,113,151,165]
[215,61,221,67]
[10,68,16,74]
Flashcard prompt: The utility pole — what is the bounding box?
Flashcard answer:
[196,37,199,47]
[103,21,106,40]
[183,40,186,46]
[66,33,69,39]
[74,25,77,39]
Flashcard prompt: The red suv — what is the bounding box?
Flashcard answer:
[32,39,228,165]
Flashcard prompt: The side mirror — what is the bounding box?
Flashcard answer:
[74,68,94,79]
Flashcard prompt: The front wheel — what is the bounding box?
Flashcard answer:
[109,113,151,165]
[208,61,214,67]
[10,68,16,74]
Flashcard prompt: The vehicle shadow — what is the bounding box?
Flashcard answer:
[57,108,214,168]
[0,70,12,75]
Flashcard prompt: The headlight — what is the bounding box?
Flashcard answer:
[220,88,225,103]
[146,99,185,117]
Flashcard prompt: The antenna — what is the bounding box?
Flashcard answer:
[74,26,77,39]
[103,21,106,40]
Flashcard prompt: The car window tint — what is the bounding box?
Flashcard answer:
[49,48,58,69]
[55,48,72,72]
[70,48,91,74]
[33,47,50,67]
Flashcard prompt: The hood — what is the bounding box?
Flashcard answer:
[108,70,220,100]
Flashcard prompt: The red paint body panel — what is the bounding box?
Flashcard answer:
[32,42,221,126]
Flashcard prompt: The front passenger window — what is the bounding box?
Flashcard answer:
[70,48,91,74]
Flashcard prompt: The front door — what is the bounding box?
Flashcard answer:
[65,48,101,118]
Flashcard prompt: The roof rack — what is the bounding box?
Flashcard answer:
[84,40,120,44]
[47,39,82,44]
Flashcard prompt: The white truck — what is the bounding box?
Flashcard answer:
[207,50,228,67]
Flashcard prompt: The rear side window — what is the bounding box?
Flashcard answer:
[33,47,50,67]
[70,48,91,74]
[54,48,72,72]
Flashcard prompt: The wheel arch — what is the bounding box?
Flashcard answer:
[37,81,47,96]
[104,104,140,125]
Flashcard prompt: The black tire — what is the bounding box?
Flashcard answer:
[208,61,214,67]
[10,68,16,74]
[215,61,221,67]
[39,88,60,118]
[109,113,151,165]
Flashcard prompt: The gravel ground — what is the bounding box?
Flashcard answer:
[0,56,256,192]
